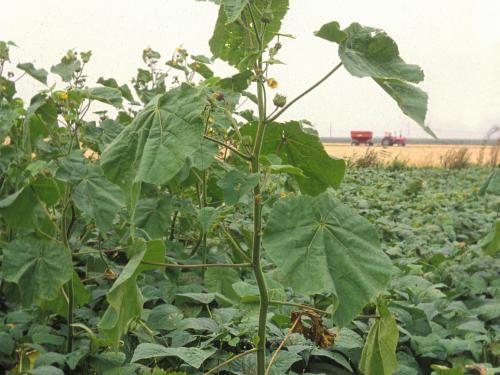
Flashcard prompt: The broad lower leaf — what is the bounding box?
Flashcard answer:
[359,304,399,375]
[209,0,289,71]
[98,239,165,345]
[3,238,72,306]
[101,84,207,186]
[263,190,392,326]
[17,62,48,84]
[131,343,216,369]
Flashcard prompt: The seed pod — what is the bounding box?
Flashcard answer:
[273,94,287,108]
[261,9,274,24]
[242,135,253,148]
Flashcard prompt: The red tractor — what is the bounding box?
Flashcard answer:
[350,130,374,146]
[381,132,406,147]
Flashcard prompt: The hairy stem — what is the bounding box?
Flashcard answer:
[252,50,270,375]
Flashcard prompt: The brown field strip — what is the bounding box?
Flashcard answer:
[323,143,498,167]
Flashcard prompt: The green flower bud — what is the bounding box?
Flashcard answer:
[273,94,287,108]
[261,9,274,24]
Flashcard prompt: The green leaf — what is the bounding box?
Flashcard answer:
[359,304,399,375]
[242,121,345,195]
[98,239,165,346]
[134,195,173,239]
[147,304,184,331]
[97,77,134,102]
[31,366,65,375]
[479,220,500,256]
[209,0,289,70]
[0,332,14,354]
[3,238,72,306]
[430,365,464,375]
[339,23,423,83]
[198,207,219,234]
[72,165,124,233]
[217,169,260,205]
[131,343,216,369]
[0,187,38,228]
[222,0,250,23]
[17,62,48,84]
[101,84,207,186]
[314,21,347,43]
[50,60,81,82]
[317,21,429,131]
[189,137,218,171]
[375,78,430,129]
[38,271,90,316]
[57,156,124,234]
[85,87,123,108]
[204,267,240,302]
[263,190,392,326]
[0,103,19,140]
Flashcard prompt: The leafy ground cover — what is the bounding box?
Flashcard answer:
[0,1,499,374]
[1,166,498,374]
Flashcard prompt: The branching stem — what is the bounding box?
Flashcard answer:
[266,62,343,123]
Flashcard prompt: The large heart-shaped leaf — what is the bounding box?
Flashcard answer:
[315,21,430,132]
[3,238,72,306]
[101,84,207,186]
[263,190,392,326]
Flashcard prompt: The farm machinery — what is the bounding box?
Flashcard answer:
[350,130,374,146]
[381,131,406,147]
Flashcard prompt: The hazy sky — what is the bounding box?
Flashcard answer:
[2,0,500,139]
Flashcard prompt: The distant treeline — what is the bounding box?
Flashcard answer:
[320,137,497,145]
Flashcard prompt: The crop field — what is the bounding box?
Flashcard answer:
[324,143,499,167]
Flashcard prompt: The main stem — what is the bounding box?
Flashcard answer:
[252,53,269,375]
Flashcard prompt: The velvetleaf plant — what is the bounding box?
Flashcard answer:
[0,0,433,374]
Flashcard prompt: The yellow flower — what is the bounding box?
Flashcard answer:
[57,91,68,101]
[279,191,287,199]
[267,78,278,89]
